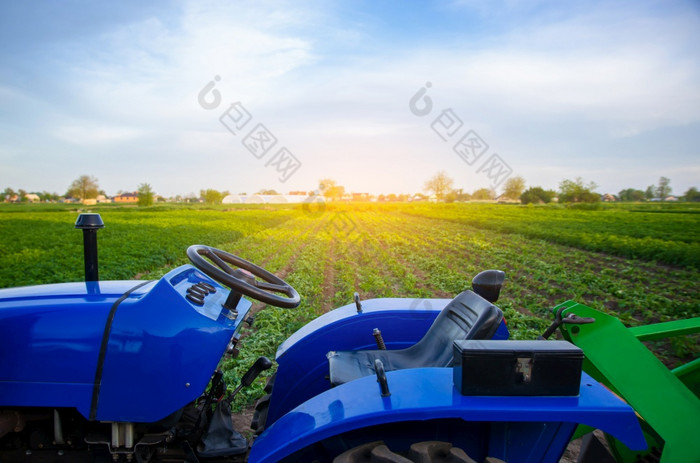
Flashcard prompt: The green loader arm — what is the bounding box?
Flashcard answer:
[555,301,700,463]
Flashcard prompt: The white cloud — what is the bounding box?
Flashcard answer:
[52,124,144,145]
[43,1,700,139]
[64,1,320,120]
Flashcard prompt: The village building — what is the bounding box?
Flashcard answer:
[114,192,139,203]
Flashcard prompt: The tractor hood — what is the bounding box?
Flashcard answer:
[0,280,146,301]
[0,280,154,416]
[0,266,250,423]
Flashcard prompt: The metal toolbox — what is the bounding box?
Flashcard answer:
[453,340,583,396]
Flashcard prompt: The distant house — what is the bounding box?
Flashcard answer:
[114,192,138,203]
[665,196,678,201]
[24,193,40,202]
[602,193,617,202]
[96,194,111,203]
[352,192,371,201]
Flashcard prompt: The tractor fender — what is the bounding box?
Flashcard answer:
[267,298,446,425]
[250,367,645,463]
[267,298,509,426]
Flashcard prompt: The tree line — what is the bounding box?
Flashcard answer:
[4,173,700,206]
[422,172,700,203]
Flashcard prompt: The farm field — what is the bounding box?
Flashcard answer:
[1,201,698,406]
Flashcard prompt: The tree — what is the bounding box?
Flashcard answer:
[138,183,155,207]
[502,176,526,200]
[683,187,700,202]
[38,191,59,202]
[319,179,344,200]
[424,171,454,201]
[618,188,645,202]
[67,175,100,201]
[3,187,16,201]
[472,188,495,200]
[655,177,671,199]
[318,178,335,193]
[449,188,471,202]
[520,187,556,204]
[17,189,28,202]
[318,178,345,201]
[200,189,226,204]
[558,177,599,203]
[645,185,655,200]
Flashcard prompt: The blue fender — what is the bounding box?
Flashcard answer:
[250,368,645,463]
[267,298,509,425]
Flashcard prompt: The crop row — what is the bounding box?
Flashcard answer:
[0,208,296,288]
[399,202,700,268]
[219,205,697,401]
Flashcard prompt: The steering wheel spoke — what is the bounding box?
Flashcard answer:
[186,245,300,309]
[205,249,238,276]
[255,280,292,295]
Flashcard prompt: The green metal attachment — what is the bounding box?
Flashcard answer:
[555,301,700,463]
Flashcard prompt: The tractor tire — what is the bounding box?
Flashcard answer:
[332,440,504,463]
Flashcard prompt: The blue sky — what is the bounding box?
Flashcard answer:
[1,0,698,197]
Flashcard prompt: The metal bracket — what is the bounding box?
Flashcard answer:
[374,359,390,397]
[373,328,386,350]
[516,357,533,383]
[540,306,595,339]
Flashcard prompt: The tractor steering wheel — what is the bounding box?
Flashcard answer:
[186,245,300,309]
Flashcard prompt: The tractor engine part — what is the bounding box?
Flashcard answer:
[372,328,386,350]
[74,213,104,282]
[227,356,273,404]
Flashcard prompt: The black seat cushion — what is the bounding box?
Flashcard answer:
[327,290,503,386]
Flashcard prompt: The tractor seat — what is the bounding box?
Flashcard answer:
[327,290,503,387]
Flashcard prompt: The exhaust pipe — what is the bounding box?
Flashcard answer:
[75,213,104,282]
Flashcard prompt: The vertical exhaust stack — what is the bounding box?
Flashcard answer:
[75,213,104,282]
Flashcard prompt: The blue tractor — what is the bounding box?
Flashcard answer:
[0,214,645,462]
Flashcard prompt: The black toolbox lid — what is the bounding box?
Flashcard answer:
[454,340,583,358]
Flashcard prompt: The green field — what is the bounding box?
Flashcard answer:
[1,202,698,405]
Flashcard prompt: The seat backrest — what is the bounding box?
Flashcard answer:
[404,290,503,367]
